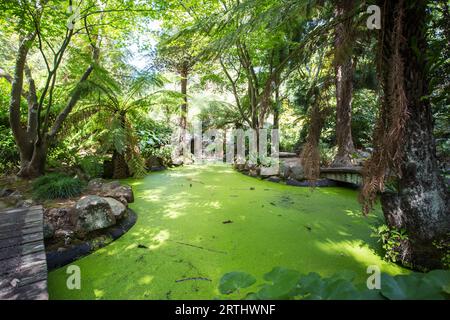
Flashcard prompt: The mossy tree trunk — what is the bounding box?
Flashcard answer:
[331,0,356,167]
[377,0,450,270]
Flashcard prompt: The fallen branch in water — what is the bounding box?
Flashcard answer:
[172,241,227,255]
[175,277,212,283]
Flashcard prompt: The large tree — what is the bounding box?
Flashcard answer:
[331,0,356,167]
[3,1,102,178]
[361,0,450,270]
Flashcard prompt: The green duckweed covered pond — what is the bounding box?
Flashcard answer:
[47,165,407,299]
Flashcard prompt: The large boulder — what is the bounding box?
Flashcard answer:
[280,158,305,181]
[102,185,134,205]
[86,179,134,205]
[46,207,77,230]
[104,197,127,219]
[75,195,116,233]
[87,178,105,191]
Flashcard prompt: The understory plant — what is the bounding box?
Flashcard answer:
[32,173,84,200]
[0,125,19,174]
[433,237,450,269]
[371,224,409,264]
[218,267,450,300]
[67,71,168,179]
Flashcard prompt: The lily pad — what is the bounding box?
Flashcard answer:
[219,271,256,294]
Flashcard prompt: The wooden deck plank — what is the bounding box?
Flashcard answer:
[0,280,48,300]
[0,210,42,224]
[0,261,47,290]
[0,240,45,261]
[0,251,47,275]
[0,225,43,241]
[0,206,42,215]
[0,232,43,250]
[0,206,48,300]
[0,219,42,234]
[0,211,43,227]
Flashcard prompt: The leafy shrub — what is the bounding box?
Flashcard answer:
[78,155,104,179]
[319,141,337,166]
[0,125,19,174]
[218,267,450,300]
[433,237,450,269]
[136,118,173,167]
[32,173,83,200]
[47,141,78,168]
[371,224,409,263]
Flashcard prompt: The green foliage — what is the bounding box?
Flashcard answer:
[380,270,450,300]
[351,89,378,148]
[79,155,105,179]
[371,224,409,263]
[219,267,450,300]
[257,267,302,299]
[137,117,173,167]
[47,141,78,169]
[433,237,450,269]
[318,141,337,166]
[0,125,19,174]
[219,272,256,295]
[32,173,83,200]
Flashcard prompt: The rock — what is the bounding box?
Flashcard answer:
[102,185,134,204]
[87,178,105,191]
[75,195,116,233]
[104,197,127,219]
[279,152,298,158]
[0,188,14,198]
[54,229,75,245]
[290,165,304,180]
[280,158,305,181]
[249,169,259,177]
[357,151,371,158]
[9,190,22,198]
[18,199,34,208]
[101,181,122,192]
[43,220,55,239]
[86,179,134,205]
[146,155,163,168]
[5,190,24,207]
[46,207,77,230]
[266,176,281,183]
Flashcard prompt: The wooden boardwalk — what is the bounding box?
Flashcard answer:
[0,206,48,300]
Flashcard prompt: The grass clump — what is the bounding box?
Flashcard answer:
[32,173,83,200]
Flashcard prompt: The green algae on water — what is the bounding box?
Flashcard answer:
[47,165,407,300]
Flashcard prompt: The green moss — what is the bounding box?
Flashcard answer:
[47,165,407,300]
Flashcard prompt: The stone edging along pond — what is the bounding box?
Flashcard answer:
[235,167,341,188]
[46,209,137,271]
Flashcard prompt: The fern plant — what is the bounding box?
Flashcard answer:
[67,71,170,179]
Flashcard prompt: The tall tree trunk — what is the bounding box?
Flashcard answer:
[112,113,130,179]
[175,68,189,162]
[372,0,450,270]
[112,150,129,179]
[331,0,356,167]
[300,89,330,181]
[273,78,281,130]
